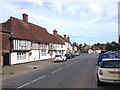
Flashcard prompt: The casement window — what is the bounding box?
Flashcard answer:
[32,43,39,49]
[19,40,26,47]
[41,44,47,49]
[17,52,26,60]
[41,50,47,56]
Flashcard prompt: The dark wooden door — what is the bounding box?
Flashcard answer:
[3,53,9,66]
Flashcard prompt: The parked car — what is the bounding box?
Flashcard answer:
[97,58,120,86]
[53,55,66,62]
[97,51,117,65]
[65,53,72,59]
[75,52,80,56]
[69,53,75,58]
[97,53,109,65]
[115,50,120,58]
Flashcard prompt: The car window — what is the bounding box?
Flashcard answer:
[100,60,120,68]
[55,55,61,57]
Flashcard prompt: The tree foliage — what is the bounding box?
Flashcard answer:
[105,41,118,51]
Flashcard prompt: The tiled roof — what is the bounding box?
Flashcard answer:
[2,16,64,44]
[1,19,12,33]
[49,34,65,44]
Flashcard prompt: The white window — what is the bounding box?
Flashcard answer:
[17,52,26,60]
[41,44,47,49]
[41,50,46,56]
[19,40,26,47]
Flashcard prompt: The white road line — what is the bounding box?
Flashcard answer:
[93,66,98,88]
[17,76,45,89]
[65,63,74,67]
[52,67,63,74]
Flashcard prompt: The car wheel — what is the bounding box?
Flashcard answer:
[97,76,103,86]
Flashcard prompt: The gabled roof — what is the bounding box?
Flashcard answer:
[2,16,64,44]
[1,19,12,34]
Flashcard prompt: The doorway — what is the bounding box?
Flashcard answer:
[3,53,9,66]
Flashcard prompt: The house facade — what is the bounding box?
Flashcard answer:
[1,14,71,66]
[58,34,73,54]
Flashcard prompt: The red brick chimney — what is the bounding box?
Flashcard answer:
[64,35,66,39]
[53,30,57,36]
[67,35,70,41]
[22,14,28,22]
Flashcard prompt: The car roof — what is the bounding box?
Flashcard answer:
[102,58,120,61]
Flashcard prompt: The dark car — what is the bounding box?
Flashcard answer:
[115,50,120,58]
[97,51,117,65]
[65,53,72,59]
[97,53,109,65]
[70,53,75,58]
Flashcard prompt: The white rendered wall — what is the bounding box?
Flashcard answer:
[11,52,29,65]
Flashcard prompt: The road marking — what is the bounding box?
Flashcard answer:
[17,76,45,89]
[93,66,98,88]
[65,63,74,67]
[52,67,63,74]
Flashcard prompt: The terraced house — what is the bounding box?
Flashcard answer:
[1,14,72,66]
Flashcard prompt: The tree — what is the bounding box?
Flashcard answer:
[105,41,118,51]
[96,43,100,46]
[83,43,87,47]
[73,42,78,50]
[78,44,83,51]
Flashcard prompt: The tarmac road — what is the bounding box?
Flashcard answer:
[2,53,120,89]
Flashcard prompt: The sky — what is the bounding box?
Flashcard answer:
[0,0,119,45]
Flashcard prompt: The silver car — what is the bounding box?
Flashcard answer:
[97,58,120,86]
[53,55,66,62]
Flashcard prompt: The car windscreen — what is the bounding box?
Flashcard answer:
[100,60,120,68]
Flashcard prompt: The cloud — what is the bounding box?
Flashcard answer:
[0,0,118,44]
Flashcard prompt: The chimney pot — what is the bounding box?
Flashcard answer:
[22,14,28,22]
[67,35,70,41]
[64,35,66,38]
[53,30,57,35]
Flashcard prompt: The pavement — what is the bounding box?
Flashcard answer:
[1,59,53,78]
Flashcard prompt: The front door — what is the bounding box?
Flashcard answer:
[3,53,9,66]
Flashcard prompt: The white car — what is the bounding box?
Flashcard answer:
[97,58,120,86]
[53,55,66,62]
